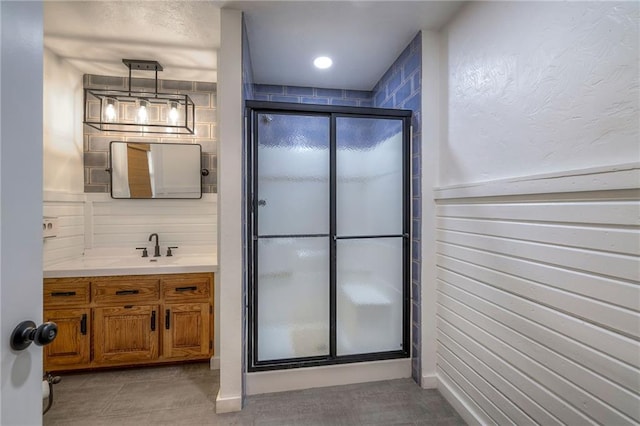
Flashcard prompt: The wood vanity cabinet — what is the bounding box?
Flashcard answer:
[43,272,214,372]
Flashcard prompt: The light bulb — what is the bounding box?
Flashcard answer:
[313,56,332,69]
[137,100,149,124]
[168,101,179,125]
[103,98,118,122]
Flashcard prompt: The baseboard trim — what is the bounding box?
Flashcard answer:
[210,356,220,370]
[437,372,483,426]
[246,358,411,395]
[421,373,437,389]
[215,391,242,413]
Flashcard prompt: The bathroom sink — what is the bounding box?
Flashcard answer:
[170,255,215,265]
[55,257,124,269]
[123,255,214,266]
[44,252,217,278]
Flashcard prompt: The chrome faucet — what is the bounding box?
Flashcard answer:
[148,233,160,257]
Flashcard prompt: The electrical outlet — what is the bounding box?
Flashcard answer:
[43,217,58,238]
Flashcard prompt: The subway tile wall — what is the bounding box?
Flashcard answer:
[252,84,373,107]
[372,32,422,383]
[83,74,217,193]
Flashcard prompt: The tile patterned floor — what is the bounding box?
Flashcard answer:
[43,363,466,425]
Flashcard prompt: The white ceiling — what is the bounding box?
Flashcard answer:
[44,1,465,90]
[234,1,464,90]
[44,1,220,82]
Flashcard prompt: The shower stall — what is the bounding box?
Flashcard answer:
[246,101,411,370]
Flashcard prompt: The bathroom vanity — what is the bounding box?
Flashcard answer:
[43,255,216,372]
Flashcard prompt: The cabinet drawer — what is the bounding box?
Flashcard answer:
[44,279,90,308]
[161,275,211,302]
[93,279,159,305]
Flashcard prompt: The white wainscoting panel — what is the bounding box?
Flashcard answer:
[435,166,640,425]
[43,191,85,266]
[86,193,217,249]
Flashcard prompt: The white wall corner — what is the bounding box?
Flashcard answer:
[217,7,244,413]
[420,29,442,386]
[421,373,437,389]
[210,356,220,370]
[215,391,242,414]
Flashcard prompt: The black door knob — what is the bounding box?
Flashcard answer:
[10,320,58,351]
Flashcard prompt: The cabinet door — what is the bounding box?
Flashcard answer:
[163,303,211,359]
[94,305,159,365]
[43,308,90,370]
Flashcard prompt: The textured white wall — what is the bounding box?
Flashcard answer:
[431,2,640,424]
[440,1,639,186]
[43,48,84,194]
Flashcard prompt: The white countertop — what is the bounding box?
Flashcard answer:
[43,248,217,278]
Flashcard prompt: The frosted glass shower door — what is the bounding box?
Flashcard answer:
[254,113,330,362]
[335,117,406,356]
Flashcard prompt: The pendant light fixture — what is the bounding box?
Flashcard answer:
[84,59,195,134]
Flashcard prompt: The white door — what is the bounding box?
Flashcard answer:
[0,1,44,425]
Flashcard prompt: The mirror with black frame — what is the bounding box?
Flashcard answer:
[109,141,202,199]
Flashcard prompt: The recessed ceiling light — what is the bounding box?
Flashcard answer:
[313,56,332,69]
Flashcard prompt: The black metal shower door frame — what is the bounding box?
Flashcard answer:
[246,101,411,372]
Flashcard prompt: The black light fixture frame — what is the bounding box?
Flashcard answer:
[83,59,195,135]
